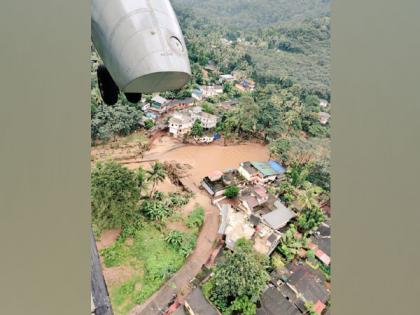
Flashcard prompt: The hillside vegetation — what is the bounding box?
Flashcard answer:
[172,0,331,98]
[172,0,330,30]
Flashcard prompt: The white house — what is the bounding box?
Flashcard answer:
[168,112,193,137]
[200,85,224,98]
[219,74,235,83]
[168,106,218,137]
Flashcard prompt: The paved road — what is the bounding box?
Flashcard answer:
[128,187,220,315]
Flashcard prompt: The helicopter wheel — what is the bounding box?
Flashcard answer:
[97,65,119,105]
[124,92,142,103]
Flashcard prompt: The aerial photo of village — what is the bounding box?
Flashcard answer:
[91,1,331,315]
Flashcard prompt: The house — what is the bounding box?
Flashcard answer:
[218,99,239,110]
[201,169,243,197]
[219,74,235,83]
[319,99,329,108]
[319,112,331,125]
[144,111,158,122]
[204,60,217,72]
[280,262,330,314]
[238,161,286,184]
[169,112,193,137]
[235,79,256,92]
[308,222,331,266]
[238,185,269,214]
[261,200,296,231]
[253,226,282,256]
[184,288,219,315]
[196,111,218,129]
[166,98,195,111]
[149,95,169,114]
[200,85,224,98]
[192,89,204,101]
[256,286,301,315]
[168,106,218,137]
[220,205,255,251]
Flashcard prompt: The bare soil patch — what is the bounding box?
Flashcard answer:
[97,229,121,250]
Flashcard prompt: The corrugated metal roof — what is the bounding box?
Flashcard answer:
[251,161,284,177]
[262,202,296,230]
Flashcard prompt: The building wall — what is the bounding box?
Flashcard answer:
[238,165,252,181]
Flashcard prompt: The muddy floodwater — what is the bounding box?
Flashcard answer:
[143,136,270,184]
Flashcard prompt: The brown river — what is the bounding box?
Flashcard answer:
[141,136,270,183]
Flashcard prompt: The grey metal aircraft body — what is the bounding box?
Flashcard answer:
[91,0,191,105]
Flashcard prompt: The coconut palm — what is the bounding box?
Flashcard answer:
[296,182,323,211]
[136,167,148,197]
[147,162,167,198]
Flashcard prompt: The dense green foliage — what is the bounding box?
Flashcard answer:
[91,162,142,231]
[191,119,204,137]
[173,1,330,98]
[146,162,167,198]
[186,205,205,229]
[173,0,330,30]
[165,230,197,257]
[91,50,143,143]
[224,185,240,199]
[205,239,269,312]
[91,104,142,142]
[277,225,307,262]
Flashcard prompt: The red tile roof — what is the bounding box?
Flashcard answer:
[313,300,326,314]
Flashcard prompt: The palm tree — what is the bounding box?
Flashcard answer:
[136,167,148,197]
[296,182,323,211]
[147,162,167,198]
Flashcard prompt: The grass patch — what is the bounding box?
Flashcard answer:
[119,131,148,145]
[104,222,188,315]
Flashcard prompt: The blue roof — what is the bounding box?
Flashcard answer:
[268,160,286,174]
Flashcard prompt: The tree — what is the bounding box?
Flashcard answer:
[297,206,325,232]
[191,119,204,137]
[91,104,142,142]
[237,96,259,136]
[207,239,269,311]
[287,163,311,188]
[91,162,141,231]
[224,185,240,198]
[202,102,215,114]
[144,119,154,130]
[147,162,167,198]
[277,225,307,262]
[296,182,322,211]
[136,167,149,196]
[225,296,257,315]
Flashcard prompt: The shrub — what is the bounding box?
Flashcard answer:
[91,162,141,231]
[224,185,240,198]
[186,206,205,229]
[144,119,155,130]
